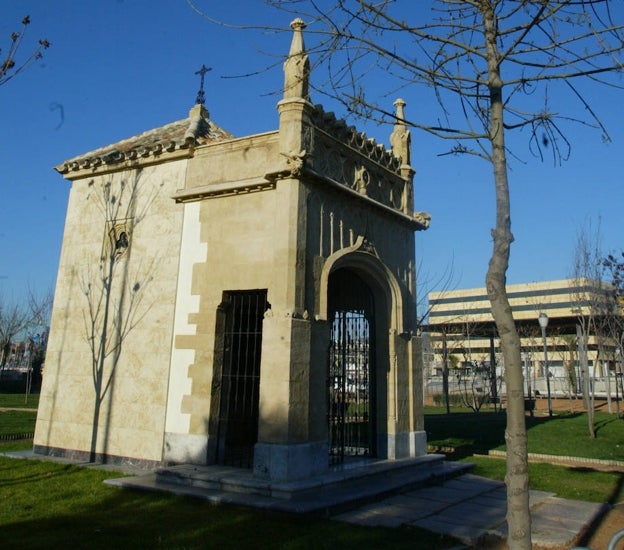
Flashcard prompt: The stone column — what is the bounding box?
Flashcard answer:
[386,330,427,460]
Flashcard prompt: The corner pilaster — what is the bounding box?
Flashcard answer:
[254,312,329,482]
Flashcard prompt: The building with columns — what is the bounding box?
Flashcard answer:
[34,20,431,483]
[425,278,622,400]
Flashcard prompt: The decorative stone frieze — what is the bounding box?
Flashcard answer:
[308,130,407,213]
[306,105,412,215]
[310,105,403,174]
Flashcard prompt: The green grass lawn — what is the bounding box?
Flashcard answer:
[0,410,36,436]
[426,407,624,506]
[0,393,38,439]
[524,412,624,460]
[462,455,624,504]
[0,397,622,548]
[0,455,458,550]
[425,409,624,461]
[0,392,39,409]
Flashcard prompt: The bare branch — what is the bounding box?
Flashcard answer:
[0,15,50,86]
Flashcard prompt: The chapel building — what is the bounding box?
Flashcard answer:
[34,19,430,483]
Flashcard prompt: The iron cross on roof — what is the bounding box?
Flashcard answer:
[195,64,212,105]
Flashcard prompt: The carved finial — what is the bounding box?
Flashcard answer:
[194,64,212,105]
[394,98,406,122]
[283,18,310,100]
[290,19,306,44]
[390,98,411,165]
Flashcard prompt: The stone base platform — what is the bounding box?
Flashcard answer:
[105,454,472,515]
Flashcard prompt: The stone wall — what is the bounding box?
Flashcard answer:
[34,160,187,464]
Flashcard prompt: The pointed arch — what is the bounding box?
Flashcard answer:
[318,236,405,335]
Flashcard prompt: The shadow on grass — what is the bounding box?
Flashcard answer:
[425,411,508,457]
[2,490,460,550]
[0,463,84,488]
[606,471,624,506]
[426,410,624,462]
[574,471,624,548]
[594,414,620,436]
[0,458,461,550]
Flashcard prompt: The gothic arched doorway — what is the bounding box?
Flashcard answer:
[327,268,376,465]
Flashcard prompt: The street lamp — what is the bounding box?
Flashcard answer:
[616,348,621,418]
[538,312,553,417]
[522,352,534,417]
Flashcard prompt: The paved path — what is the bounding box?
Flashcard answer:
[333,473,606,548]
[105,462,605,549]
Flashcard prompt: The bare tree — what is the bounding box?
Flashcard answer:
[426,308,479,414]
[191,2,624,546]
[1,16,50,86]
[415,258,457,329]
[457,360,492,413]
[449,314,494,411]
[604,251,624,301]
[24,289,53,400]
[0,16,51,376]
[570,226,599,436]
[438,329,451,413]
[570,222,621,433]
[516,324,541,415]
[0,289,51,378]
[603,250,624,413]
[603,251,624,346]
[555,333,579,410]
[0,299,30,374]
[417,259,458,412]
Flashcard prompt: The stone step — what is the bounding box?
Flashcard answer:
[136,454,473,515]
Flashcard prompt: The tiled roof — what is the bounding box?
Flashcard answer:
[56,104,234,174]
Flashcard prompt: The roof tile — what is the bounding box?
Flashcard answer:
[56,104,233,174]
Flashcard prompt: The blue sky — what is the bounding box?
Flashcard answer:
[1,1,622,305]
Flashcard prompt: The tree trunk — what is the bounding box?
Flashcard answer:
[606,366,613,413]
[483,5,531,548]
[490,334,498,412]
[442,331,450,414]
[577,324,595,437]
[567,360,574,413]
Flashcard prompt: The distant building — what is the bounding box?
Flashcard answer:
[424,278,622,398]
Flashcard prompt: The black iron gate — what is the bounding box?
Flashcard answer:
[328,308,373,465]
[216,290,268,468]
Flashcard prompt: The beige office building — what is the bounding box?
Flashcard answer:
[425,278,622,398]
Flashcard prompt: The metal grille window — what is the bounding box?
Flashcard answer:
[216,290,268,468]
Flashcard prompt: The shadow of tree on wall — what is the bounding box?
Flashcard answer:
[79,169,159,462]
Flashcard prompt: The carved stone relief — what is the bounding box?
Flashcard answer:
[311,134,407,214]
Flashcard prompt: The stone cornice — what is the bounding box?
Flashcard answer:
[55,147,195,180]
[172,177,276,203]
